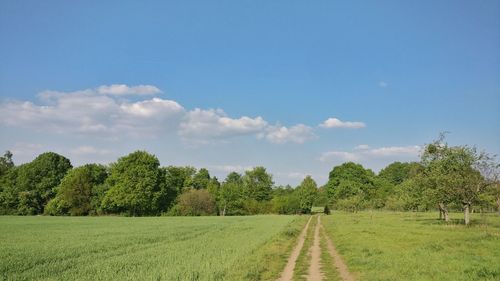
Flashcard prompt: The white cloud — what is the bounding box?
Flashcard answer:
[320,145,421,162]
[1,84,320,145]
[261,124,316,144]
[120,98,184,118]
[179,108,267,143]
[0,85,183,137]
[97,84,162,96]
[319,118,365,129]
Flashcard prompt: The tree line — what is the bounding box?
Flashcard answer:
[0,150,318,217]
[0,136,498,225]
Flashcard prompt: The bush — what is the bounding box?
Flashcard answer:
[335,195,365,212]
[324,205,331,215]
[175,189,216,216]
[44,197,70,216]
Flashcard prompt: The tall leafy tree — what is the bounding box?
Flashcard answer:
[217,172,246,216]
[12,152,72,214]
[163,166,196,208]
[225,172,243,185]
[326,162,375,204]
[46,164,108,216]
[243,167,273,201]
[295,176,318,213]
[192,168,211,189]
[378,161,423,185]
[0,150,14,178]
[0,151,15,214]
[420,136,498,224]
[101,151,167,216]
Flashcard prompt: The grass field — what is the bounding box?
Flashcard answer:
[1,212,499,281]
[322,211,500,281]
[0,215,305,281]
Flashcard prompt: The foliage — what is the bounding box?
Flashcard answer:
[1,140,498,218]
[45,164,108,216]
[243,166,274,201]
[2,152,72,215]
[326,162,377,210]
[0,150,14,178]
[101,151,167,216]
[191,168,211,189]
[295,175,318,213]
[174,189,216,216]
[218,177,245,216]
[418,136,498,223]
[314,186,329,206]
[378,161,422,185]
[162,166,196,209]
[271,190,300,214]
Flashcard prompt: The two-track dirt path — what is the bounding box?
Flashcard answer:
[277,214,355,281]
[307,215,323,281]
[277,216,313,281]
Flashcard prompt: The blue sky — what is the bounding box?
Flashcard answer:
[1,0,499,185]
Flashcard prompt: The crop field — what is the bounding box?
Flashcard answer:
[1,212,499,281]
[0,215,305,281]
[322,211,500,281]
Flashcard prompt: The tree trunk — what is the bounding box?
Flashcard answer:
[438,203,449,222]
[496,197,500,216]
[222,203,226,217]
[463,202,471,225]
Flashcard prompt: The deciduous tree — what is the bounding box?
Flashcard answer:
[101,151,166,216]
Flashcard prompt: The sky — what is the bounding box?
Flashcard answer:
[0,0,499,186]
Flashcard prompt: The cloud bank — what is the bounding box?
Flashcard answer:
[1,84,358,145]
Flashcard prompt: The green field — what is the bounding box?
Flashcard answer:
[1,212,499,281]
[322,211,500,281]
[0,215,304,281]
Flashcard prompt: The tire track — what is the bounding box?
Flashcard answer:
[307,215,323,281]
[276,216,312,281]
[320,222,356,281]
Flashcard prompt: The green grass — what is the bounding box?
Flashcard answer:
[0,215,300,281]
[322,211,500,281]
[226,215,309,280]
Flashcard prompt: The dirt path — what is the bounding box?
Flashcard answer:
[276,216,312,281]
[320,224,356,281]
[307,215,323,281]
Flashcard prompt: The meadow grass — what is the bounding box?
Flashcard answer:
[226,215,309,280]
[322,211,500,281]
[0,215,300,281]
[319,228,340,281]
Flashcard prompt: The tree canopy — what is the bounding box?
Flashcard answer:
[101,151,167,216]
[45,164,108,216]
